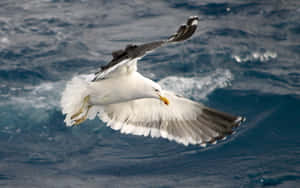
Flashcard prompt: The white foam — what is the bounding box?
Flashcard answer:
[2,81,65,110]
[0,37,10,49]
[0,37,9,44]
[233,51,277,63]
[158,69,233,100]
[2,69,232,114]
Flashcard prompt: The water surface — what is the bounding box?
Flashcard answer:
[0,0,300,187]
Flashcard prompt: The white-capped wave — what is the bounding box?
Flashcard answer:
[159,69,233,100]
[233,51,277,63]
[0,37,9,44]
[3,81,65,110]
[0,37,10,49]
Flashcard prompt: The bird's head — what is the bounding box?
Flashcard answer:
[151,86,170,106]
[141,77,170,105]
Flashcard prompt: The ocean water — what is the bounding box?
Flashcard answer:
[0,0,300,187]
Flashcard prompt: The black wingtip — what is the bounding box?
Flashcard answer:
[235,116,246,126]
[168,16,199,42]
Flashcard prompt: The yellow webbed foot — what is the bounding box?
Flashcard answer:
[71,109,83,120]
[71,95,90,120]
[70,96,92,125]
[72,105,92,126]
[74,115,87,125]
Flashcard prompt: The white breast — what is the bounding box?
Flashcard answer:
[88,72,153,105]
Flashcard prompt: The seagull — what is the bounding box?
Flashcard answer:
[61,16,245,146]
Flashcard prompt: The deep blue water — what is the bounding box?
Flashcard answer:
[0,0,300,187]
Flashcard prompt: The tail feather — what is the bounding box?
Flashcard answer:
[60,76,91,126]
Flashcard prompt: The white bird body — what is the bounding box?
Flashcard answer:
[60,16,245,146]
[88,71,160,105]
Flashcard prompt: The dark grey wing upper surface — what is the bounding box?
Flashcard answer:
[98,41,164,72]
[92,16,199,81]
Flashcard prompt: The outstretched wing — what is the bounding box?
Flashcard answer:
[99,91,245,146]
[92,16,199,81]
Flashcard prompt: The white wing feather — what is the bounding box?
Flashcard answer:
[99,91,243,146]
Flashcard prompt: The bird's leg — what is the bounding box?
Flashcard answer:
[73,104,92,125]
[71,95,90,120]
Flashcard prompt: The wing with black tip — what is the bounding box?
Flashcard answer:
[92,16,199,81]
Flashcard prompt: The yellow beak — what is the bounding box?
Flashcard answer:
[159,95,170,105]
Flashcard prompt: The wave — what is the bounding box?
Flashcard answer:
[0,81,65,110]
[232,51,277,63]
[159,69,233,101]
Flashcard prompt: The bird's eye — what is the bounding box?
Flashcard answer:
[154,88,159,92]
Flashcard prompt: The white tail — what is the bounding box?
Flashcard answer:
[60,75,99,126]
